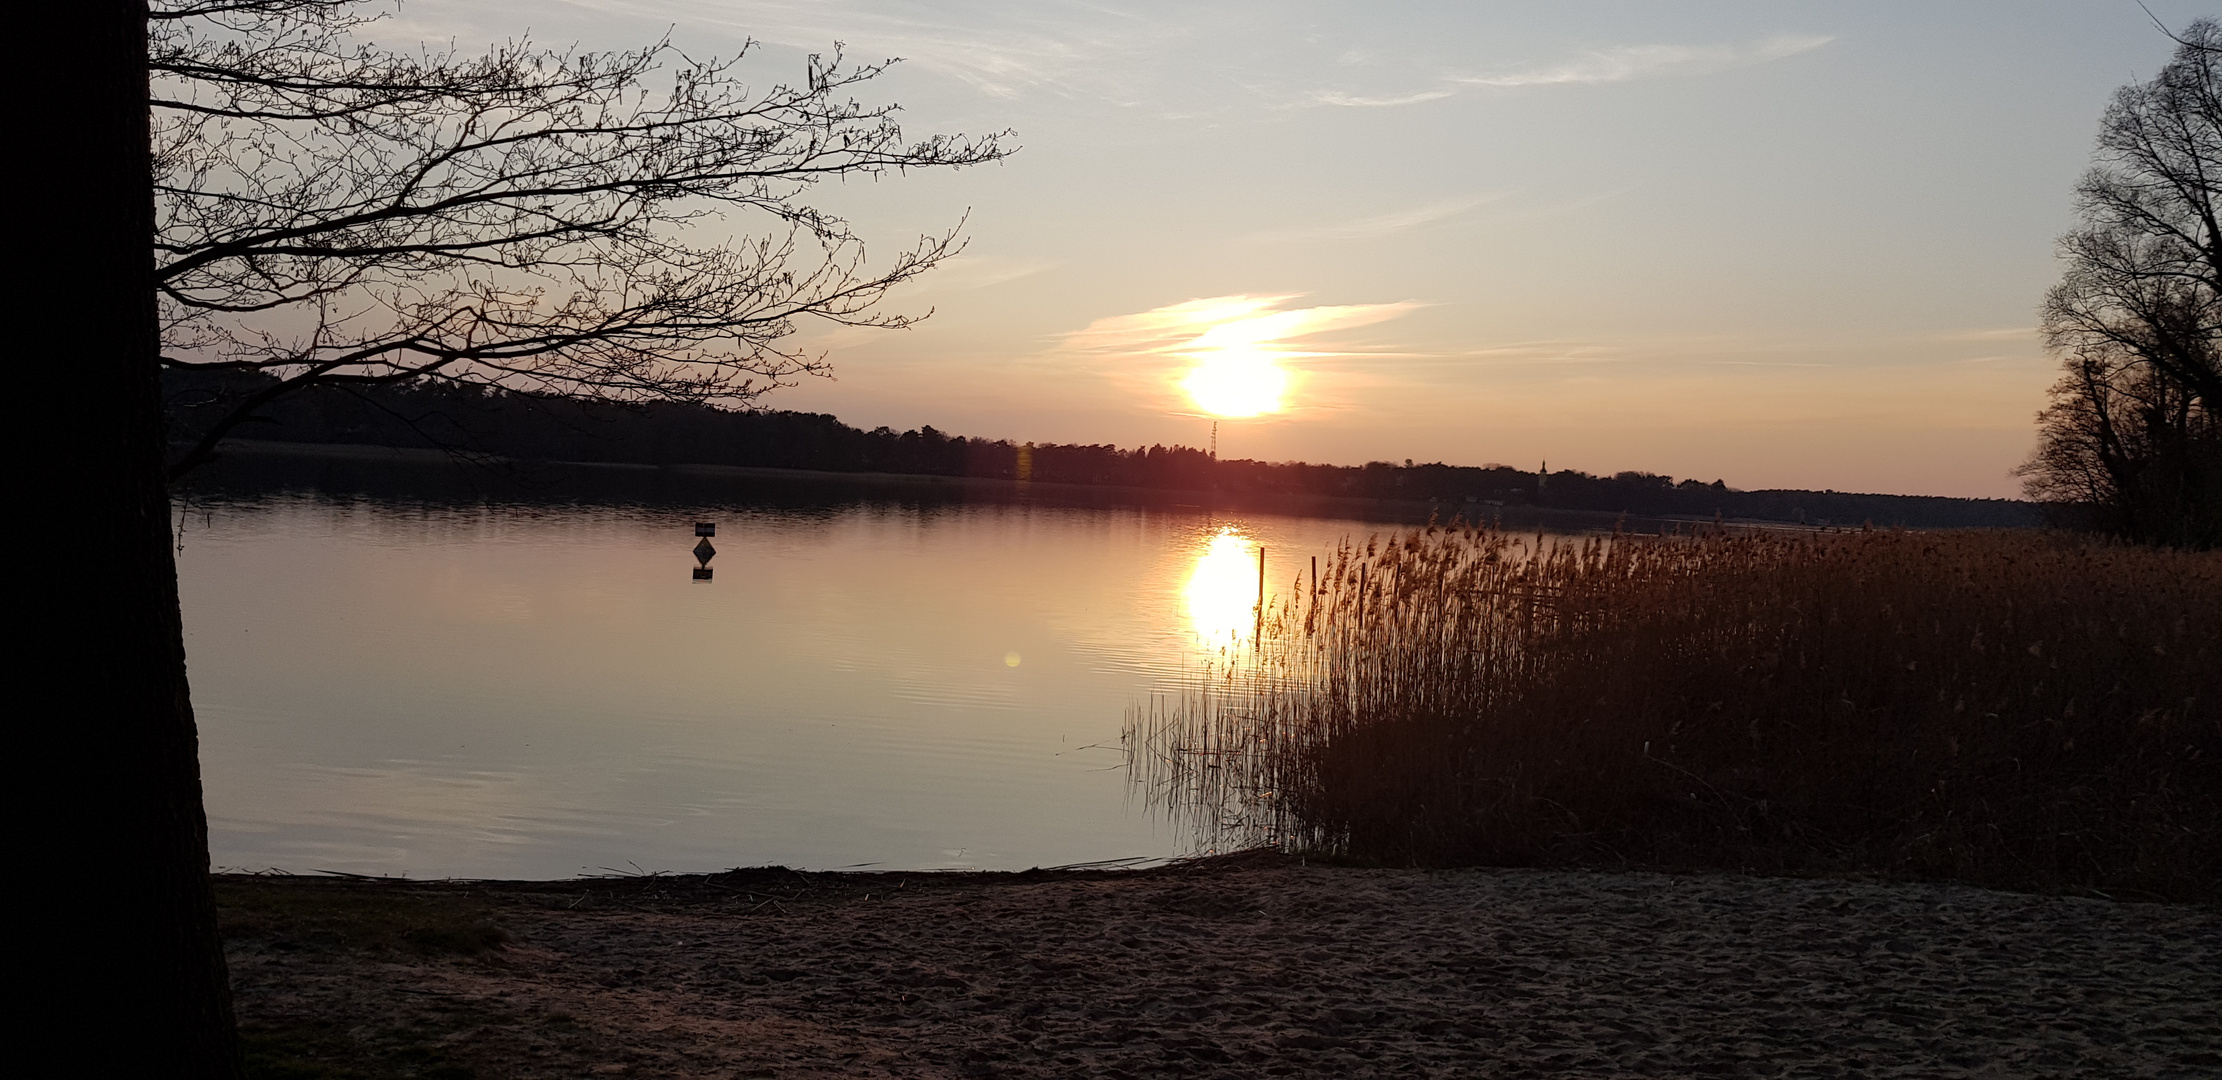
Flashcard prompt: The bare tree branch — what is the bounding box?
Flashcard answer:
[153,0,1014,479]
[2025,18,2222,547]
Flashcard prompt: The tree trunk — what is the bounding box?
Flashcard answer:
[25,2,242,1074]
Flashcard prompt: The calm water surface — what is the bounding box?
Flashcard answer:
[178,484,1403,878]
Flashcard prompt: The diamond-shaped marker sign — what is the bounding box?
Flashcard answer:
[693,537,716,564]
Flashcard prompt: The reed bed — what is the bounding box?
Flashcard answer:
[1126,525,2222,901]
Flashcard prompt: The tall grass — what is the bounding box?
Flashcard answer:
[1126,525,2222,901]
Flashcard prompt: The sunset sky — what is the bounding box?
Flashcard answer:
[397,0,2210,498]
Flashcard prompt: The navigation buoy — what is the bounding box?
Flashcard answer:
[690,523,718,581]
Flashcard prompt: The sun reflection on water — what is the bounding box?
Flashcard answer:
[1184,527,1262,649]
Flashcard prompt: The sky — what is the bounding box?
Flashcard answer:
[391,0,2217,498]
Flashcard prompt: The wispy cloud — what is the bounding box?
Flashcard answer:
[1060,295,1293,354]
[1453,340,1636,366]
[1701,359,1833,368]
[1939,327,2038,342]
[1247,195,1502,243]
[1303,33,1832,110]
[1059,294,1421,358]
[1452,34,1833,88]
[907,254,1056,293]
[556,0,1191,103]
[1248,187,1631,245]
[1310,88,1457,108]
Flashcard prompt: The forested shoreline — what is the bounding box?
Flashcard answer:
[169,372,2039,528]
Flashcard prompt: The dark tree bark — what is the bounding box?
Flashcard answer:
[27,2,242,1074]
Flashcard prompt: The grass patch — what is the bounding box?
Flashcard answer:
[215,877,510,956]
[1131,527,2222,901]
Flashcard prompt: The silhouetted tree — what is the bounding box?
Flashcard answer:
[155,0,1009,478]
[31,3,1004,1074]
[2022,18,2222,547]
[32,2,243,1075]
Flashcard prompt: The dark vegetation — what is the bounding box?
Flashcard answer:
[168,369,2038,528]
[1130,526,2222,902]
[214,877,510,958]
[2021,21,2221,548]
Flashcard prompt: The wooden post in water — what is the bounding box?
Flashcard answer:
[1255,545,1266,646]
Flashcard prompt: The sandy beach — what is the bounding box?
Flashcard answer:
[219,854,2219,1078]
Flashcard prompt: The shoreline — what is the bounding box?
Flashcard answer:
[220,856,2221,1078]
[196,437,1848,534]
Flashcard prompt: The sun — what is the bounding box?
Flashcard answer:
[1069,293,1416,422]
[1180,346,1289,418]
[1172,305,1322,418]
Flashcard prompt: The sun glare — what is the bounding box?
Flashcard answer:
[1180,347,1288,418]
[1063,293,1419,421]
[1184,527,1261,647]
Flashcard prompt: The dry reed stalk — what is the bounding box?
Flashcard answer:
[1126,524,2222,900]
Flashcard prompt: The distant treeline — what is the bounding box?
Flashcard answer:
[166,372,2040,528]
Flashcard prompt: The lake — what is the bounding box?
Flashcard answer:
[177,459,1432,879]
